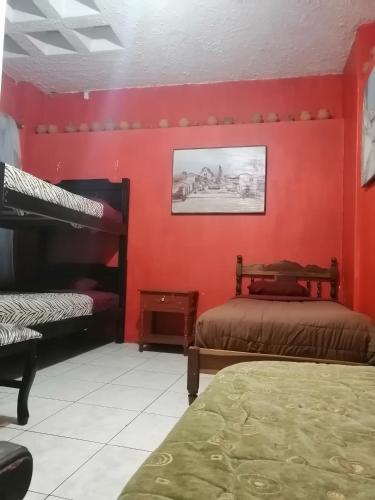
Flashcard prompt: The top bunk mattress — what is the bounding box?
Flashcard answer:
[4,164,103,217]
[195,297,375,364]
[0,164,126,234]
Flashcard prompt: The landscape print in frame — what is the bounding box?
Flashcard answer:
[171,146,267,214]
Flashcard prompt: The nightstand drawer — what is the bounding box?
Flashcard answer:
[141,293,189,312]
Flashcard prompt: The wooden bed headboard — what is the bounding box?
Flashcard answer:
[235,256,339,300]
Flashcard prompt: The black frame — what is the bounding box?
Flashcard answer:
[0,177,130,344]
[171,146,267,215]
[0,164,127,235]
[0,339,39,425]
[30,309,123,343]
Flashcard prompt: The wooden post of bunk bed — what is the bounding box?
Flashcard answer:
[117,178,130,343]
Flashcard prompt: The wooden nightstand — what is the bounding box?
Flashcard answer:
[139,290,198,355]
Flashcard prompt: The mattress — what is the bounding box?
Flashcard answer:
[0,292,93,326]
[195,297,375,363]
[119,361,375,500]
[3,164,103,218]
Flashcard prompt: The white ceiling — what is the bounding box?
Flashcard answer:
[3,0,375,93]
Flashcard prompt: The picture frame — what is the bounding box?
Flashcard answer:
[362,66,375,186]
[171,146,267,214]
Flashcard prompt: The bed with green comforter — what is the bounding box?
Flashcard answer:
[118,361,375,500]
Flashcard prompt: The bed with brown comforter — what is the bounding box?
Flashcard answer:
[195,297,375,364]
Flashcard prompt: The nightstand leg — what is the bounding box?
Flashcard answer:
[187,346,200,404]
[183,315,189,356]
[139,309,146,353]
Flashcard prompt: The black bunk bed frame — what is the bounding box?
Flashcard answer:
[0,171,130,344]
[0,163,127,236]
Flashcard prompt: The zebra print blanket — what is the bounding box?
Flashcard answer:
[3,164,104,218]
[0,323,42,346]
[0,293,93,326]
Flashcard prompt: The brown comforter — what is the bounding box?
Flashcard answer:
[195,298,375,364]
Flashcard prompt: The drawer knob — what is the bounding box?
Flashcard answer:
[160,296,166,303]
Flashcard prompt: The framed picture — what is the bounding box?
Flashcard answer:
[171,146,267,214]
[362,66,375,186]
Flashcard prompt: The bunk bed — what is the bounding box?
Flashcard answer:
[0,163,130,344]
[0,162,127,235]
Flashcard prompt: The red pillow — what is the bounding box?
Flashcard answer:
[248,280,310,297]
[71,278,99,291]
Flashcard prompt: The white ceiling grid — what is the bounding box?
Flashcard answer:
[3,0,375,93]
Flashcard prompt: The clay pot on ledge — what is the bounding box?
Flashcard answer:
[207,115,218,125]
[47,124,58,134]
[317,109,331,120]
[90,122,103,131]
[250,113,263,123]
[79,123,89,132]
[299,111,313,121]
[159,118,169,128]
[119,121,129,130]
[36,124,47,134]
[104,120,116,131]
[131,121,142,130]
[178,117,189,127]
[65,123,77,133]
[223,116,234,125]
[266,112,280,123]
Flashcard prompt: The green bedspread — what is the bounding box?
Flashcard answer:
[119,361,375,499]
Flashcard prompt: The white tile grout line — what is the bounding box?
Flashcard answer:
[28,489,69,499]
[46,494,72,499]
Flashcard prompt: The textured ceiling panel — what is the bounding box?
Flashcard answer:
[3,33,29,57]
[48,0,100,19]
[3,0,375,93]
[74,25,123,52]
[26,30,77,55]
[7,0,46,22]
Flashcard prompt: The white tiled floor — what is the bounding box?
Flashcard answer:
[0,343,214,499]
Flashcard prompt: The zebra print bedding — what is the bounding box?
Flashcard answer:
[0,292,93,326]
[0,323,42,346]
[3,164,104,218]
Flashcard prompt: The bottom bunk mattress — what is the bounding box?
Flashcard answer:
[0,291,118,326]
[119,361,375,500]
[195,297,375,364]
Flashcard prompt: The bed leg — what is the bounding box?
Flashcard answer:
[17,341,38,426]
[187,346,200,405]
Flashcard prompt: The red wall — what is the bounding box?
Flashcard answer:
[39,75,343,129]
[342,23,375,318]
[1,72,345,341]
[27,121,344,341]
